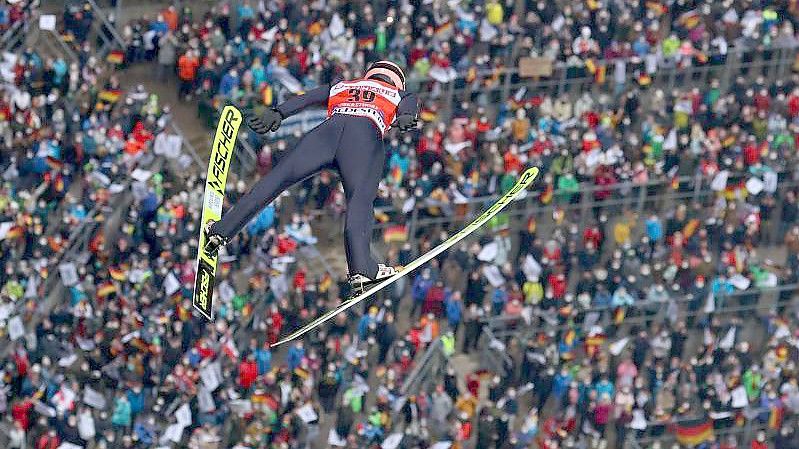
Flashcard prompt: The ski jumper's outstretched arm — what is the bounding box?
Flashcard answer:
[246,83,333,134]
[273,83,332,118]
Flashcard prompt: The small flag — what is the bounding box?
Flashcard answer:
[390,165,403,185]
[776,343,789,363]
[614,307,626,324]
[466,66,477,83]
[261,84,273,106]
[722,135,736,148]
[97,282,117,298]
[679,10,701,30]
[646,1,668,14]
[683,219,700,238]
[671,419,714,446]
[106,50,124,65]
[3,226,24,240]
[594,65,606,84]
[383,225,408,243]
[585,59,597,75]
[98,89,122,103]
[357,36,376,49]
[434,22,454,39]
[45,156,64,170]
[109,266,127,282]
[769,405,784,430]
[319,273,333,293]
[540,184,554,204]
[420,108,438,122]
[585,333,607,358]
[638,73,652,86]
[670,175,680,190]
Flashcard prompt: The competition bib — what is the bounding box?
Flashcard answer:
[327,79,402,135]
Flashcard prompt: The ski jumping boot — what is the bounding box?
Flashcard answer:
[348,264,399,299]
[203,219,229,257]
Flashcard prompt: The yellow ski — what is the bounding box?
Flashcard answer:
[272,166,540,347]
[193,106,242,320]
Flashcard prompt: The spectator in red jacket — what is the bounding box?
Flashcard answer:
[238,354,259,391]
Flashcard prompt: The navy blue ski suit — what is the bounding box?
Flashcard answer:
[211,81,418,279]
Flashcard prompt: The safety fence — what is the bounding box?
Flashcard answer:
[411,44,799,119]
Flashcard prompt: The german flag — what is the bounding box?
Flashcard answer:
[776,343,789,363]
[585,333,606,357]
[242,302,253,317]
[540,184,554,204]
[98,89,122,103]
[389,165,403,185]
[374,211,390,223]
[97,282,117,298]
[563,329,576,346]
[594,64,606,84]
[46,156,64,170]
[670,175,680,190]
[3,226,24,240]
[319,273,333,293]
[420,108,438,122]
[527,217,536,234]
[293,366,310,380]
[106,50,124,65]
[613,307,626,324]
[585,59,597,75]
[722,135,736,148]
[769,405,784,430]
[466,66,477,83]
[383,224,408,243]
[679,10,701,29]
[646,1,668,14]
[671,418,714,446]
[683,218,700,238]
[357,36,376,49]
[434,21,453,39]
[638,73,652,86]
[109,266,127,282]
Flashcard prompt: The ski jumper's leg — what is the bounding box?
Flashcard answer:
[212,120,339,239]
[335,118,385,279]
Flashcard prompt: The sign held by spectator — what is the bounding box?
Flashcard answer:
[39,15,57,31]
[518,57,554,77]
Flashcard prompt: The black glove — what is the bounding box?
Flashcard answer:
[394,114,418,132]
[244,107,284,135]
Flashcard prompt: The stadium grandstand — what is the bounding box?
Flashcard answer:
[0,1,797,449]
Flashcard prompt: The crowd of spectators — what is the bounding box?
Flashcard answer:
[0,1,798,449]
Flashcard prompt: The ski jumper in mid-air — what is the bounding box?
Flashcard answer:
[204,61,418,296]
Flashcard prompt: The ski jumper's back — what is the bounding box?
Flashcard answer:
[327,79,402,136]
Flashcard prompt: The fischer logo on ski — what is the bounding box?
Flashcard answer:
[192,106,242,320]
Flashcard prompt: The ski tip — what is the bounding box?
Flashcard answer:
[270,337,292,349]
[521,166,540,182]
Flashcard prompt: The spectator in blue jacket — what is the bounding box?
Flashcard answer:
[445,291,464,332]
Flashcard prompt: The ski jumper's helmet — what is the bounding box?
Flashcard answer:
[365,60,406,90]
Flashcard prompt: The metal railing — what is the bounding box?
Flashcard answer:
[412,44,799,119]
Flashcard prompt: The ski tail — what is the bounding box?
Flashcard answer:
[193,106,242,320]
[271,166,540,347]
